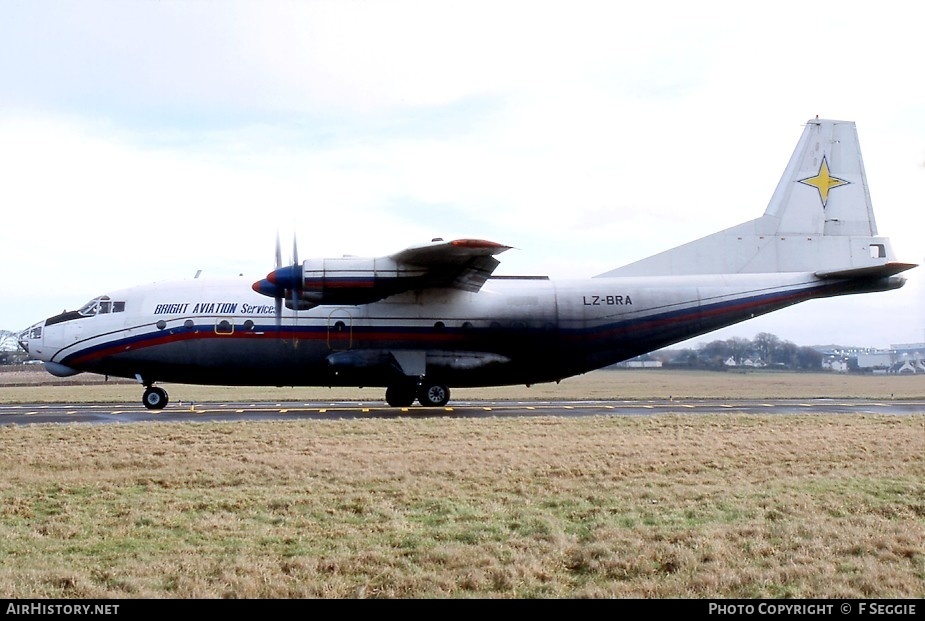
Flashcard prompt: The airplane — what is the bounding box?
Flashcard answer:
[17,118,917,409]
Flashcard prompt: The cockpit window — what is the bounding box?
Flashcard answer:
[77,298,100,316]
[77,296,126,317]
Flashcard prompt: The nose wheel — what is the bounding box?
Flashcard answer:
[142,386,169,410]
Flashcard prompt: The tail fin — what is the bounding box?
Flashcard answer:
[598,118,915,278]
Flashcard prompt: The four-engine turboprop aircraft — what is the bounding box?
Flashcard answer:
[17,119,916,409]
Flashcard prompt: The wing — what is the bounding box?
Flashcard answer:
[389,238,512,293]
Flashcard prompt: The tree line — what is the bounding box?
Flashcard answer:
[652,332,823,371]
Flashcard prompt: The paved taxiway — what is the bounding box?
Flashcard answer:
[1,399,923,425]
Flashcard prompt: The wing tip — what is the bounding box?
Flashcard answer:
[450,239,512,252]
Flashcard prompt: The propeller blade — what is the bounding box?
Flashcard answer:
[291,235,300,318]
[275,232,283,329]
[275,231,282,269]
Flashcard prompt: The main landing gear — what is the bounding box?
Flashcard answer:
[138,381,446,410]
[142,385,169,410]
[385,379,450,407]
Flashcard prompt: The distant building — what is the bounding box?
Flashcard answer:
[822,356,849,373]
[856,343,925,373]
[723,356,764,368]
[857,350,894,371]
[620,360,663,368]
[890,360,922,374]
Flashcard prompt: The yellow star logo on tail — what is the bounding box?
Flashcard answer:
[798,156,849,208]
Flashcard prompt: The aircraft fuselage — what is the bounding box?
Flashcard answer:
[21,271,902,392]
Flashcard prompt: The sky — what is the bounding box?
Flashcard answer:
[1,1,923,349]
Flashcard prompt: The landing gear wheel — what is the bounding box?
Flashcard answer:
[417,382,450,407]
[385,383,416,407]
[142,386,169,410]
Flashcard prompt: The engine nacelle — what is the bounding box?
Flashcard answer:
[253,238,509,308]
[253,256,428,307]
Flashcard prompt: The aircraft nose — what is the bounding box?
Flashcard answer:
[17,328,30,353]
[17,321,44,354]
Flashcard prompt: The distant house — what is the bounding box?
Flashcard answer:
[724,357,765,368]
[891,360,919,374]
[822,357,849,373]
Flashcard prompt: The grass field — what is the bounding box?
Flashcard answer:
[0,369,922,599]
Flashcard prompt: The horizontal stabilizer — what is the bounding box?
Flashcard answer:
[815,262,917,279]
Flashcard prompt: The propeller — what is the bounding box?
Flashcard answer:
[251,232,305,331]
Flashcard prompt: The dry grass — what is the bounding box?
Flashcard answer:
[0,369,922,599]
